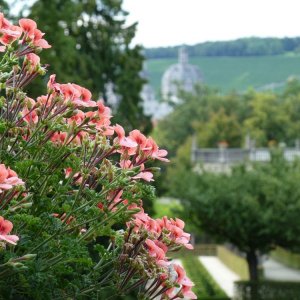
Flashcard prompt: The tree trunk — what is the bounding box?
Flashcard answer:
[246,250,259,281]
[246,250,259,300]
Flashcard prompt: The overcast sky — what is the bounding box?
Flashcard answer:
[123,0,300,48]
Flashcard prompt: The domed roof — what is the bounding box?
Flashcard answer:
[161,47,203,99]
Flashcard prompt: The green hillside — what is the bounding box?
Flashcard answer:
[146,54,300,94]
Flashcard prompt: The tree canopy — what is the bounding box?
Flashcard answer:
[153,80,300,155]
[145,37,300,59]
[167,151,300,281]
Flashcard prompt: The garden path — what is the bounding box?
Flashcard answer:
[263,258,300,281]
[198,256,240,298]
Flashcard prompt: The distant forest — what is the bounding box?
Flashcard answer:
[145,37,300,58]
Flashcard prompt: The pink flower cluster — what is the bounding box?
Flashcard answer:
[117,128,169,183]
[19,75,114,144]
[0,164,24,193]
[17,71,168,184]
[0,14,51,90]
[132,209,193,250]
[0,216,19,245]
[117,212,196,299]
[0,14,50,51]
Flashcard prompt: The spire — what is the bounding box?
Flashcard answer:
[140,61,148,79]
[179,47,188,65]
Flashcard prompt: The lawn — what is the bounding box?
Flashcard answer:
[146,54,300,94]
[153,198,183,218]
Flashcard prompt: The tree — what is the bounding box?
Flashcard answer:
[168,151,300,281]
[194,108,242,148]
[243,91,290,146]
[281,79,300,144]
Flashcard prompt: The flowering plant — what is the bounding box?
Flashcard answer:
[0,14,196,299]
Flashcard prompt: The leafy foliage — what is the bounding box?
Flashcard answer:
[154,81,300,156]
[0,12,195,300]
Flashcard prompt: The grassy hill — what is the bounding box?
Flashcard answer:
[146,54,300,95]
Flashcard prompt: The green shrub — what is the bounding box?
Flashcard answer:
[234,280,300,300]
[182,255,230,300]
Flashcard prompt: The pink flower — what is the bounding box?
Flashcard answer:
[25,53,40,72]
[0,13,10,29]
[0,14,22,45]
[129,130,148,150]
[154,240,168,254]
[60,83,96,107]
[182,276,194,287]
[21,97,38,124]
[50,132,67,144]
[145,239,166,261]
[19,18,37,36]
[144,138,169,162]
[173,264,186,284]
[132,171,154,182]
[153,149,169,162]
[97,101,112,119]
[86,110,114,137]
[155,216,193,249]
[18,18,51,49]
[114,124,137,148]
[33,38,51,49]
[0,13,22,45]
[120,160,132,169]
[67,110,85,125]
[0,216,19,245]
[64,168,83,184]
[0,25,22,45]
[0,164,8,183]
[60,83,80,101]
[71,84,96,107]
[37,95,53,107]
[0,164,24,193]
[47,74,60,93]
[32,29,51,49]
[181,285,197,299]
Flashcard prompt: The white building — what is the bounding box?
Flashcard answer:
[141,47,203,121]
[161,47,203,101]
[108,47,203,121]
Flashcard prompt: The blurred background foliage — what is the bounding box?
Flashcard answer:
[3,0,152,134]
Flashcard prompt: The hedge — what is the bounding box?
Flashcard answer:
[181,255,230,300]
[234,280,300,300]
